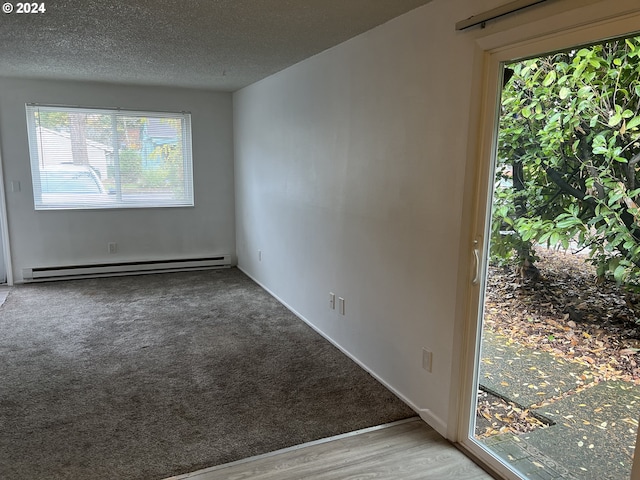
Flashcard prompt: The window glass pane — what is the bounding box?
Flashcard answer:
[26,105,194,210]
[117,116,187,203]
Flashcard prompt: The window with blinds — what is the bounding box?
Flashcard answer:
[25,105,194,210]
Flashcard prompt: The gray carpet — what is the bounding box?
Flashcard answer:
[0,268,415,480]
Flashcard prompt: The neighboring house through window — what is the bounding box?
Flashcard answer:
[25,105,194,210]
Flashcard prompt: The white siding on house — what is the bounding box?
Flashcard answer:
[35,127,112,178]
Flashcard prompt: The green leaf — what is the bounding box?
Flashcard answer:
[613,264,626,283]
[556,217,581,228]
[572,139,580,153]
[549,112,562,124]
[593,145,609,155]
[609,113,622,127]
[521,229,534,242]
[608,191,625,205]
[543,70,557,87]
[539,231,552,243]
[577,86,592,98]
[627,116,640,130]
[559,87,570,100]
[589,59,601,68]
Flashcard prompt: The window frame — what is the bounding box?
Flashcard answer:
[25,104,194,211]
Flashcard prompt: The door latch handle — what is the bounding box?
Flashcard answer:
[472,240,480,285]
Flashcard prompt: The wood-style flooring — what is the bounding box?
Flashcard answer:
[165,417,495,480]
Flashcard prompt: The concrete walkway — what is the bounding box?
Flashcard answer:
[478,330,640,480]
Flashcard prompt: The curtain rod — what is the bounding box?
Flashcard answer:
[455,0,548,31]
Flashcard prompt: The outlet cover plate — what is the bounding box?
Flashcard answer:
[338,297,345,315]
[422,348,432,372]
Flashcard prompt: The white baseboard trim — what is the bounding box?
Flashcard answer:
[237,266,448,438]
[416,408,448,437]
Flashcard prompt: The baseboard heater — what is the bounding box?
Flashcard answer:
[22,255,231,282]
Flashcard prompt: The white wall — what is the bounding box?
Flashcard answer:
[233,0,640,437]
[234,0,484,434]
[0,78,235,282]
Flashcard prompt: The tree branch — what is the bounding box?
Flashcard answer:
[627,152,640,191]
[545,166,640,265]
[545,167,597,207]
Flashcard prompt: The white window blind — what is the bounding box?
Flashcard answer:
[25,105,194,210]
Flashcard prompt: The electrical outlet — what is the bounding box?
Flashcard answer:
[329,292,336,309]
[338,297,345,315]
[258,250,262,262]
[108,242,117,254]
[422,348,433,372]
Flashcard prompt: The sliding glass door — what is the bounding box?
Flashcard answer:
[457,7,640,480]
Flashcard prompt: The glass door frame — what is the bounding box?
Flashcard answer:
[453,5,640,479]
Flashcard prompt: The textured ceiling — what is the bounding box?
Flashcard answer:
[0,0,433,91]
